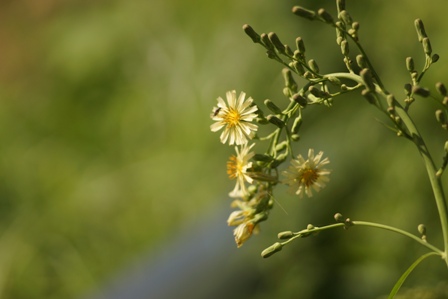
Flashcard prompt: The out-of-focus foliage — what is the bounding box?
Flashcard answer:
[0,0,448,298]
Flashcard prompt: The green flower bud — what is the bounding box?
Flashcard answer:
[356,55,367,69]
[443,97,448,107]
[278,231,294,239]
[267,115,285,128]
[360,68,376,92]
[422,37,432,55]
[435,109,447,129]
[361,89,376,105]
[432,53,440,63]
[414,18,427,42]
[404,83,412,96]
[436,82,447,96]
[318,8,334,24]
[308,59,320,73]
[292,6,316,21]
[308,86,329,98]
[386,94,396,108]
[264,99,282,114]
[284,44,294,57]
[283,87,291,97]
[253,153,273,162]
[242,24,261,43]
[293,61,305,76]
[406,57,415,72]
[283,68,297,89]
[292,93,308,107]
[340,40,349,56]
[352,22,360,31]
[275,141,288,152]
[291,134,300,141]
[337,0,345,12]
[291,117,302,134]
[338,10,352,26]
[307,224,315,230]
[327,76,341,86]
[270,153,288,168]
[260,33,274,51]
[334,213,344,222]
[261,242,283,258]
[268,32,285,54]
[412,85,430,97]
[295,37,306,54]
[418,224,426,235]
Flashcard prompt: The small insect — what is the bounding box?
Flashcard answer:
[212,107,222,117]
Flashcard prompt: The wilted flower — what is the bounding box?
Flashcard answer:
[210,90,258,145]
[282,149,331,198]
[227,143,256,198]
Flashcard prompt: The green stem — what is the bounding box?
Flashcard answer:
[322,72,448,264]
[283,221,443,255]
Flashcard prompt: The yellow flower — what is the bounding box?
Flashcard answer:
[282,149,331,198]
[227,143,255,198]
[210,90,258,145]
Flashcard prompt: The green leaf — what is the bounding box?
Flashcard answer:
[388,251,440,299]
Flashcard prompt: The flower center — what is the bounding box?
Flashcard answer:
[227,155,242,179]
[300,168,319,187]
[224,108,241,127]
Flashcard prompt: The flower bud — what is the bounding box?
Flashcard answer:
[278,231,294,239]
[404,83,412,96]
[308,86,328,98]
[334,213,344,222]
[308,59,319,73]
[340,40,349,56]
[436,82,447,96]
[264,99,282,114]
[406,57,415,72]
[292,61,305,76]
[418,224,426,235]
[422,37,432,55]
[295,37,306,54]
[260,33,274,51]
[432,54,440,63]
[307,224,315,230]
[283,68,297,90]
[267,115,285,128]
[337,0,345,12]
[291,134,300,141]
[386,94,396,108]
[435,109,447,129]
[356,55,367,69]
[284,44,294,57]
[261,242,283,258]
[414,18,428,42]
[443,97,448,107]
[275,141,287,152]
[318,8,334,23]
[338,10,352,26]
[268,32,285,54]
[253,153,273,162]
[412,85,430,97]
[361,89,376,105]
[360,68,376,92]
[242,24,261,43]
[292,93,307,107]
[292,6,316,20]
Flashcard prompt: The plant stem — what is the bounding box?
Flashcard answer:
[322,71,448,265]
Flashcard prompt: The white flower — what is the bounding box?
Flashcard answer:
[210,90,258,145]
[282,149,331,198]
[227,143,255,198]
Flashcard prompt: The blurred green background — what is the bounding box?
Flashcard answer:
[1,0,448,298]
